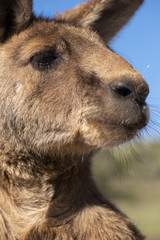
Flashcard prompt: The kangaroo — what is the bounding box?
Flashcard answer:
[0,0,149,239]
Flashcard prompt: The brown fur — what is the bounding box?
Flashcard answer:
[0,0,149,239]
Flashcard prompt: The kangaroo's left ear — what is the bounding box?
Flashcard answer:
[0,0,33,42]
[57,0,143,43]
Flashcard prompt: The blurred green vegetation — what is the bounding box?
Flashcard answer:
[92,142,160,240]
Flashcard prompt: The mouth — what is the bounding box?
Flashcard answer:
[139,102,150,127]
[111,101,149,129]
[80,119,143,149]
[80,102,149,149]
[111,103,149,137]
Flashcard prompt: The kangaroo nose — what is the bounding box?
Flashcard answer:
[110,81,149,103]
[110,82,133,97]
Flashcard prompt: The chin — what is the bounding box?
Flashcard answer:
[80,121,142,150]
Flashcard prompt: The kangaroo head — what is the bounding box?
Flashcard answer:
[0,0,149,156]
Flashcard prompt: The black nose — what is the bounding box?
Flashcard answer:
[110,81,149,103]
[110,82,133,97]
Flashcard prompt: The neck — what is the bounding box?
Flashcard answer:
[0,139,98,238]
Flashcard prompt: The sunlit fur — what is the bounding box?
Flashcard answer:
[0,0,149,239]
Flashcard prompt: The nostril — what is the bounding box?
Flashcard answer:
[114,86,132,97]
[110,82,133,98]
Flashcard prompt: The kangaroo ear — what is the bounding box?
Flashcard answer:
[58,0,143,43]
[0,0,33,42]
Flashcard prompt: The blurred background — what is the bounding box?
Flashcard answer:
[33,1,160,239]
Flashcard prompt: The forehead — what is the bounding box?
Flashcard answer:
[1,19,107,68]
[9,19,104,51]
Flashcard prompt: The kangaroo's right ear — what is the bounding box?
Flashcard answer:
[58,0,143,43]
[0,0,33,42]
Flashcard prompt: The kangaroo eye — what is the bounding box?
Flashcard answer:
[31,50,58,70]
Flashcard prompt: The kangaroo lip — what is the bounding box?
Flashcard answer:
[140,103,150,125]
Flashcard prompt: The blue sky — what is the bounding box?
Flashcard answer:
[33,0,160,139]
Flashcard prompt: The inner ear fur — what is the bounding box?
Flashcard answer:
[58,0,143,43]
[0,0,33,42]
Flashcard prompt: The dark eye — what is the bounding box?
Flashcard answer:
[31,50,58,71]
